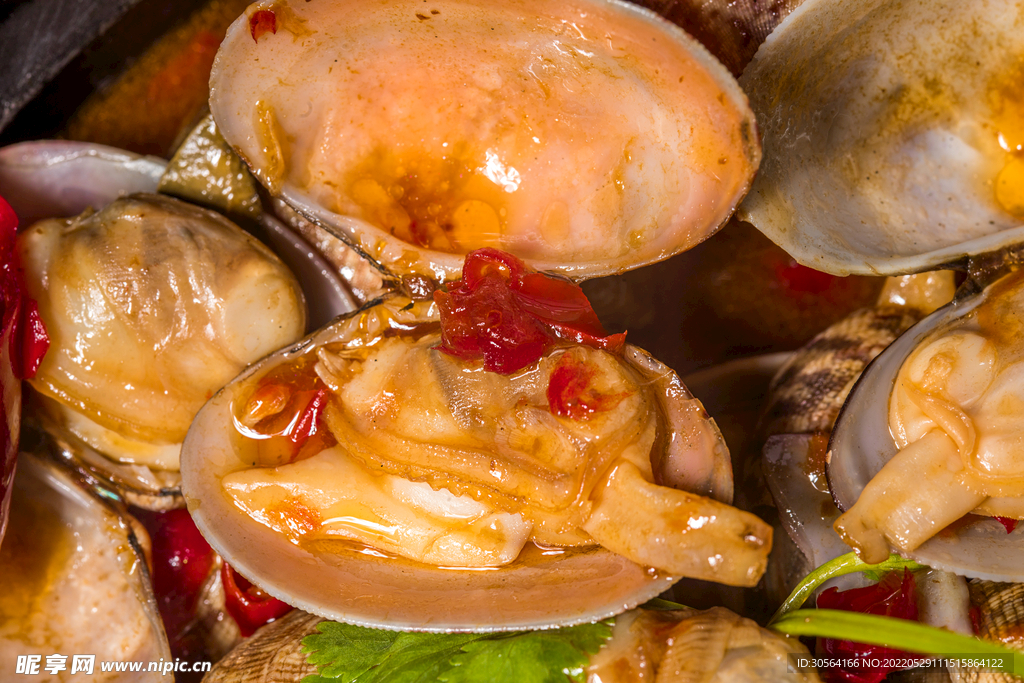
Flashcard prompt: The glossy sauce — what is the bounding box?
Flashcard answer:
[990,58,1024,219]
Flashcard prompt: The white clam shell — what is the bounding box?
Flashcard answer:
[209,0,760,282]
[0,141,354,331]
[739,0,1024,276]
[0,140,355,508]
[0,453,171,679]
[828,289,1024,581]
[180,333,682,631]
[179,296,763,631]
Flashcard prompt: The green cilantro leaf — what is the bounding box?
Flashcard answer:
[441,622,613,683]
[301,620,613,683]
[303,622,401,681]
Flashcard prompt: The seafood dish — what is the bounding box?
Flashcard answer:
[1,0,1024,680]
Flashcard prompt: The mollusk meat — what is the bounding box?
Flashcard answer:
[830,269,1024,581]
[739,0,1024,276]
[180,292,772,631]
[209,0,760,281]
[587,606,819,682]
[0,140,334,508]
[19,193,306,473]
[761,273,954,585]
[0,453,171,681]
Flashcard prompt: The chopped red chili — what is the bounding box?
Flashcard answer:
[434,248,624,374]
[221,563,293,637]
[289,387,329,445]
[0,196,48,542]
[249,9,277,43]
[134,509,217,657]
[0,198,48,381]
[969,604,982,635]
[816,569,920,683]
[774,258,841,296]
[240,359,337,465]
[995,516,1018,534]
[546,352,628,420]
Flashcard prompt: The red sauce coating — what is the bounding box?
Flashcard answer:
[248,9,277,43]
[816,570,920,683]
[0,198,48,381]
[434,248,625,375]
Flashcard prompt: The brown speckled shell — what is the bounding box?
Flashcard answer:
[760,305,923,437]
[635,0,805,76]
[960,581,1024,683]
[203,611,322,683]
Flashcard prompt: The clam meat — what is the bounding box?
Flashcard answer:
[19,192,306,475]
[827,270,1024,581]
[832,268,1024,574]
[209,0,760,281]
[182,277,772,630]
[0,453,170,681]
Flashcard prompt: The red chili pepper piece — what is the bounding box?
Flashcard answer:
[816,569,920,683]
[0,198,48,380]
[249,9,277,43]
[774,258,840,296]
[0,196,49,543]
[995,516,1018,533]
[546,352,627,420]
[134,509,216,656]
[221,563,293,637]
[435,248,624,375]
[289,388,329,445]
[969,604,982,635]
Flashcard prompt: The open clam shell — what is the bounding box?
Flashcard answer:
[0,141,354,509]
[0,452,171,680]
[209,0,760,283]
[180,294,773,631]
[739,0,1024,276]
[828,279,1024,581]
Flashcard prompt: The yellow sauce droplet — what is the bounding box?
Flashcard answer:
[450,200,501,250]
[996,156,1024,218]
[988,60,1024,219]
[345,147,510,253]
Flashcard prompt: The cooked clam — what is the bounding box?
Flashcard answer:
[761,273,955,591]
[209,0,760,282]
[829,268,1024,581]
[739,0,1024,275]
[0,141,334,507]
[0,453,171,681]
[21,193,306,473]
[181,291,772,631]
[587,606,819,682]
[734,0,1024,583]
[179,0,772,632]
